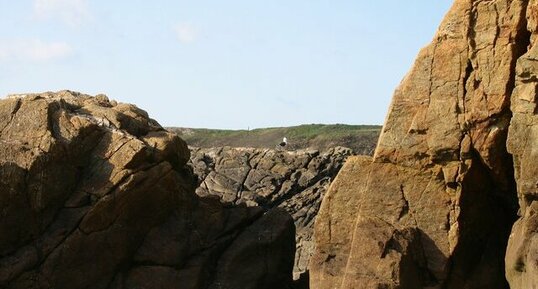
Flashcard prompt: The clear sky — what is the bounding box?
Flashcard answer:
[0,1,452,129]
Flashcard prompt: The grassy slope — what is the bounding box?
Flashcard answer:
[168,124,381,155]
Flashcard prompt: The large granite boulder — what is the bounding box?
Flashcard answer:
[0,91,296,289]
[189,146,352,280]
[311,0,537,288]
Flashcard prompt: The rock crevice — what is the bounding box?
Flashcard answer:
[189,146,352,280]
[311,1,538,288]
[0,91,296,289]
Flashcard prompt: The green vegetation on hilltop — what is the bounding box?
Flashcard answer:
[168,124,381,155]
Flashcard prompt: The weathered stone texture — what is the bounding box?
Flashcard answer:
[0,91,295,289]
[506,1,538,288]
[189,146,352,279]
[312,0,535,288]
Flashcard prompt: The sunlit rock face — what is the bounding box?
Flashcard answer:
[0,91,296,289]
[311,0,538,288]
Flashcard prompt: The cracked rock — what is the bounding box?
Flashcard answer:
[189,146,352,279]
[0,91,295,289]
[311,1,534,288]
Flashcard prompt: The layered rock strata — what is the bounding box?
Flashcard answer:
[311,0,537,288]
[0,91,296,289]
[189,146,352,279]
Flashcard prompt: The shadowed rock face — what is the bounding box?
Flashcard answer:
[0,91,296,289]
[311,0,538,288]
[189,146,352,280]
[506,1,538,287]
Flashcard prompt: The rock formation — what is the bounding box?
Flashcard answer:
[0,91,296,289]
[5,1,538,288]
[311,0,538,288]
[505,1,538,287]
[189,146,352,280]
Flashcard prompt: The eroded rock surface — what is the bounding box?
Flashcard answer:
[311,0,537,288]
[506,1,538,288]
[0,91,295,289]
[189,146,352,279]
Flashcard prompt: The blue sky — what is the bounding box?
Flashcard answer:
[0,1,452,129]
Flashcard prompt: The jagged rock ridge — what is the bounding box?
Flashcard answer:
[311,1,538,289]
[189,146,353,280]
[0,91,296,289]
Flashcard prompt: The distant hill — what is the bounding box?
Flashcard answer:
[167,124,381,155]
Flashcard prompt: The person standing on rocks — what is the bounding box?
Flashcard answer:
[276,137,288,151]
